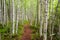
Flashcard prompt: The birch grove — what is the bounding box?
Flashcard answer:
[0,0,60,40]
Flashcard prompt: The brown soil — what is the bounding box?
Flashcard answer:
[21,24,32,40]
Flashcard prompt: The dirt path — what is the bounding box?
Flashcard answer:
[21,24,32,40]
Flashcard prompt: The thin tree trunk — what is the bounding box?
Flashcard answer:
[51,0,54,40]
[58,19,60,36]
[43,0,48,40]
[4,0,7,24]
[0,0,2,23]
[1,0,4,25]
[0,34,1,40]
[40,0,43,37]
[0,0,2,36]
[16,0,20,34]
[12,0,16,34]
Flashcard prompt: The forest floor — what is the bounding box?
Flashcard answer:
[21,24,32,40]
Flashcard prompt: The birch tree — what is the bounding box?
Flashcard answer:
[16,0,20,34]
[0,0,2,40]
[1,0,4,25]
[40,0,43,37]
[51,0,54,40]
[43,0,49,40]
[0,0,2,23]
[4,0,7,24]
[12,0,16,34]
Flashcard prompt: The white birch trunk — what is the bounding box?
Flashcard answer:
[51,0,54,40]
[0,34,1,40]
[12,0,15,34]
[1,0,4,24]
[4,0,7,24]
[0,1,1,21]
[0,0,2,23]
[16,0,20,34]
[22,6,25,24]
[58,19,60,36]
[40,0,43,37]
[43,0,48,40]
